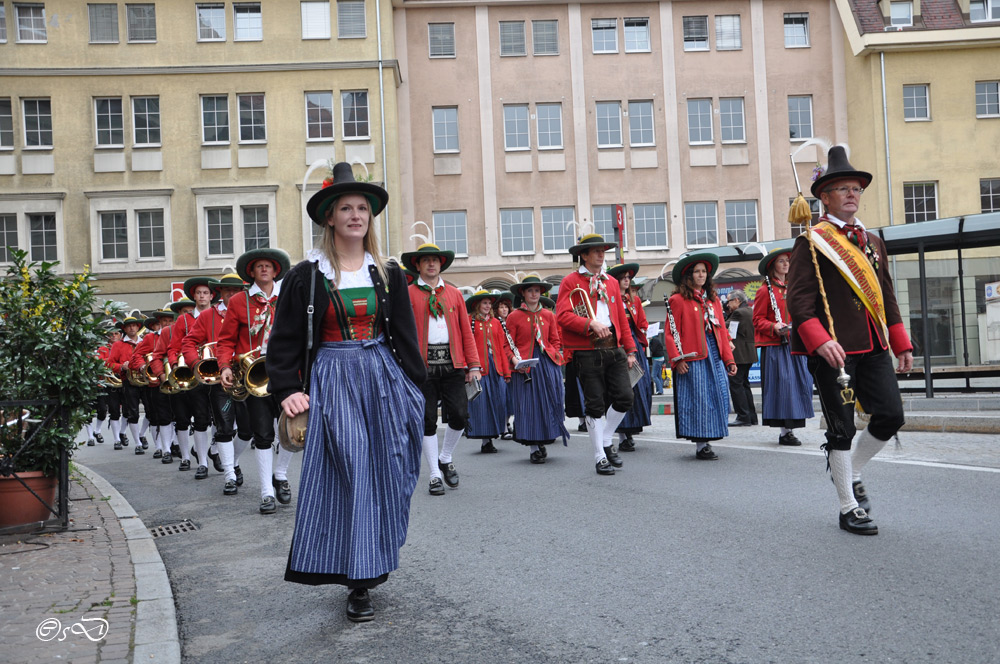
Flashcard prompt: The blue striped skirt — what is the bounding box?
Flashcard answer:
[287,337,424,583]
[675,335,730,441]
[617,328,652,434]
[465,352,508,439]
[510,348,569,445]
[760,344,814,422]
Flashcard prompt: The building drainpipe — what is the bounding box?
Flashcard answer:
[880,51,899,287]
[375,0,390,255]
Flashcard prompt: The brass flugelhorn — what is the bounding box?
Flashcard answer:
[193,341,221,386]
[143,353,161,386]
[159,359,180,395]
[224,346,261,402]
[168,355,196,392]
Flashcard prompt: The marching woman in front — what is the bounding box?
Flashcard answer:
[664,254,738,460]
[505,276,568,464]
[266,162,426,623]
[607,264,652,452]
[465,290,512,454]
[753,249,814,446]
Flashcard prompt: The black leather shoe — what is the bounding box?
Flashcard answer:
[603,445,623,468]
[428,478,445,496]
[223,480,238,496]
[178,459,191,471]
[234,465,244,486]
[852,481,872,513]
[346,589,375,623]
[195,465,208,479]
[272,476,292,504]
[696,444,718,460]
[480,440,498,454]
[120,434,129,446]
[170,443,181,457]
[209,450,224,473]
[529,450,546,464]
[839,507,878,535]
[596,458,615,475]
[87,439,96,447]
[619,437,636,452]
[161,453,173,464]
[577,422,588,432]
[94,433,104,444]
[779,432,802,446]
[539,444,548,459]
[259,496,277,514]
[134,445,145,455]
[113,442,123,451]
[438,461,459,488]
[729,420,752,427]
[140,436,149,449]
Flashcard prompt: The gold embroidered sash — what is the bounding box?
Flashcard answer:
[811,222,888,340]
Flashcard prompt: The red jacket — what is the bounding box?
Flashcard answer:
[131,332,158,370]
[167,311,199,365]
[555,270,637,360]
[623,294,649,348]
[753,279,790,347]
[471,317,513,378]
[217,291,278,367]
[408,283,481,370]
[664,292,736,369]
[149,325,175,378]
[108,337,140,375]
[181,306,226,367]
[506,307,563,370]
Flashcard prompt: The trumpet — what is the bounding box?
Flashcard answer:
[143,353,161,387]
[168,354,197,392]
[101,369,123,388]
[193,341,221,386]
[569,287,615,348]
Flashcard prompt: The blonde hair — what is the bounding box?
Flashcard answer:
[320,195,389,284]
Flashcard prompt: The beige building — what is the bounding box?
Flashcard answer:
[0,0,403,310]
[394,0,851,289]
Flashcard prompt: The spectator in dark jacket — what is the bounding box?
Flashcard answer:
[725,290,757,425]
[649,333,666,395]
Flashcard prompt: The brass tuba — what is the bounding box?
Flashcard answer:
[242,348,269,399]
[143,353,161,387]
[193,341,221,386]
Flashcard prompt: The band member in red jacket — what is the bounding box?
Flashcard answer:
[150,299,196,467]
[403,243,481,496]
[107,314,144,450]
[556,234,637,476]
[182,274,254,496]
[218,248,292,515]
[90,323,121,446]
[464,290,512,454]
[608,264,652,452]
[664,254,738,460]
[132,309,176,460]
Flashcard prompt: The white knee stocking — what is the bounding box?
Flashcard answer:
[829,449,859,514]
[193,429,211,467]
[233,436,252,466]
[139,417,150,437]
[603,407,628,447]
[587,416,606,462]
[274,446,293,481]
[439,426,463,464]
[256,447,274,498]
[128,421,141,445]
[218,440,236,482]
[851,428,888,482]
[422,435,442,479]
[175,428,191,461]
[110,418,122,440]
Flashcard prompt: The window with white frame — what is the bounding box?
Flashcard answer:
[975,81,999,117]
[633,203,667,249]
[903,182,937,223]
[89,4,119,43]
[684,201,718,247]
[714,14,741,50]
[788,95,813,140]
[0,6,6,42]
[783,12,809,47]
[127,4,156,42]
[541,207,575,253]
[342,91,369,138]
[903,84,929,120]
[234,3,262,41]
[591,205,621,244]
[624,17,649,52]
[100,211,128,260]
[206,207,234,256]
[432,210,468,256]
[29,212,57,261]
[23,98,52,148]
[0,99,13,148]
[137,209,165,258]
[500,208,534,254]
[95,97,124,147]
[337,0,364,38]
[428,22,455,57]
[970,0,1000,21]
[628,100,654,146]
[981,178,1000,213]
[16,4,46,42]
[503,104,529,151]
[197,4,226,41]
[0,214,17,262]
[596,101,622,148]
[0,205,62,264]
[132,96,160,146]
[201,95,229,144]
[242,205,269,250]
[682,16,708,51]
[724,200,757,243]
[532,19,558,55]
[788,196,820,236]
[499,21,526,56]
[305,92,334,140]
[432,106,459,153]
[238,94,266,143]
[536,103,562,149]
[687,98,712,144]
[890,1,912,26]
[720,97,745,143]
[591,18,617,53]
[301,1,330,39]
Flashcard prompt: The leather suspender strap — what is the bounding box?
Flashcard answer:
[303,264,317,395]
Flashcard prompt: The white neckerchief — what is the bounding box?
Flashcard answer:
[248,279,282,300]
[576,264,611,326]
[824,213,866,231]
[416,276,449,343]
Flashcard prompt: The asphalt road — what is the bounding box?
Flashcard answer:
[76,414,1000,664]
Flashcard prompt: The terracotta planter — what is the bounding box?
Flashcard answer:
[0,471,58,528]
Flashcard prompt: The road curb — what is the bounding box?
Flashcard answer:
[76,463,181,664]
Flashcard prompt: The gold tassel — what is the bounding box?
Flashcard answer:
[788,193,812,225]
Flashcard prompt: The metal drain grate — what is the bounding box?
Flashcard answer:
[150,519,199,538]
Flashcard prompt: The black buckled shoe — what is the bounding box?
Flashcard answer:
[596,458,616,475]
[209,450,224,473]
[134,445,145,455]
[428,477,445,496]
[618,437,636,452]
[529,450,546,464]
[272,476,292,504]
[234,465,244,486]
[223,480,238,496]
[577,422,588,432]
[839,507,878,535]
[480,440,498,454]
[259,496,277,514]
[94,433,104,444]
[696,444,718,460]
[195,465,208,479]
[852,481,872,513]
[778,432,802,446]
[152,449,162,459]
[113,442,123,451]
[139,436,149,449]
[120,434,129,446]
[438,461,459,488]
[178,459,191,471]
[161,453,173,464]
[603,445,623,468]
[170,443,181,457]
[87,439,96,447]
[346,589,375,623]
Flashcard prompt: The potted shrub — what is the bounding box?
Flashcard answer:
[0,250,119,528]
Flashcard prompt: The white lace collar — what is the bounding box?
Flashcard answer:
[307,249,374,288]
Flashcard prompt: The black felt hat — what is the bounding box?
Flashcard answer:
[306,162,389,225]
[811,145,873,198]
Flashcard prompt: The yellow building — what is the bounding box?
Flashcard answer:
[0,0,403,310]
